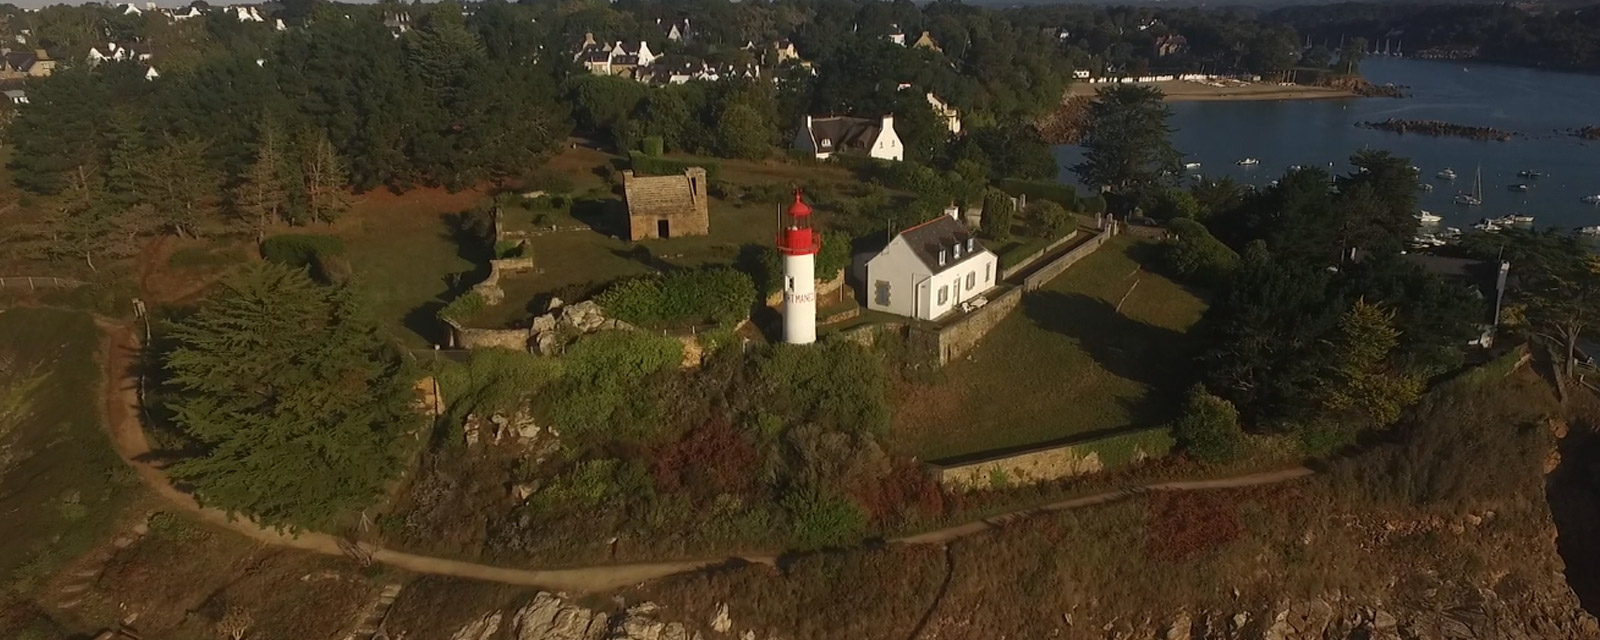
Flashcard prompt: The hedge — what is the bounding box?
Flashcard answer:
[628,151,722,182]
[596,267,755,329]
[437,291,488,324]
[998,178,1079,210]
[640,136,665,157]
[261,234,345,268]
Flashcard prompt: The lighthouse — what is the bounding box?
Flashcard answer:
[777,190,819,345]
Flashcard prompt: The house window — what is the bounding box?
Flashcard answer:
[785,276,796,292]
[967,272,976,289]
[874,280,891,306]
[937,285,948,305]
[819,138,832,148]
[985,263,992,283]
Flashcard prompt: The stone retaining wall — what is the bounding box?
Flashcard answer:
[764,269,847,307]
[907,225,1117,366]
[999,230,1079,281]
[1021,224,1116,292]
[928,427,1174,490]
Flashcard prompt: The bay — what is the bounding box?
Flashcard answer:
[1055,57,1600,230]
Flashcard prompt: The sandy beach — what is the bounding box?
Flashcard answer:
[1068,79,1357,102]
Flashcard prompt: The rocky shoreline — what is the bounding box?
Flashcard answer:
[1358,118,1517,141]
[1574,126,1600,141]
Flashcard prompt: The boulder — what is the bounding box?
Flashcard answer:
[449,611,504,640]
[710,603,731,633]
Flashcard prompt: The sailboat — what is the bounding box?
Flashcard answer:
[1454,165,1483,206]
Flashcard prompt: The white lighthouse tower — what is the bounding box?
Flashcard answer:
[778,190,818,345]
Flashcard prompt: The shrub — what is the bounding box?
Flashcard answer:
[1025,200,1073,238]
[651,413,761,498]
[1328,366,1552,509]
[1171,385,1245,463]
[435,348,562,424]
[260,234,345,268]
[782,485,868,550]
[312,253,353,285]
[597,267,755,329]
[628,151,722,182]
[641,136,665,157]
[1081,194,1108,215]
[437,291,487,324]
[756,341,890,435]
[1145,188,1201,221]
[546,331,683,443]
[1162,218,1239,286]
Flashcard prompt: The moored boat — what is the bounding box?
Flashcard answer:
[1518,170,1545,179]
[1236,158,1260,166]
[1508,184,1530,192]
[1184,162,1202,169]
[1437,168,1458,180]
[1416,210,1442,223]
[1585,195,1600,205]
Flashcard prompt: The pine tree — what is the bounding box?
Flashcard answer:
[299,129,352,224]
[1319,298,1422,427]
[234,117,290,242]
[163,263,416,530]
[137,135,221,237]
[45,163,150,272]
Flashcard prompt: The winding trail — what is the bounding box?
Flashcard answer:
[98,319,1314,593]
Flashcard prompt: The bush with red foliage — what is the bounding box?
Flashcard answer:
[1144,491,1245,562]
[652,414,761,498]
[848,461,946,528]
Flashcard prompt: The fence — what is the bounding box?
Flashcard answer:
[0,276,88,290]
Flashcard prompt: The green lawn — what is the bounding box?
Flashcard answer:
[898,236,1209,460]
[338,192,481,347]
[0,309,136,593]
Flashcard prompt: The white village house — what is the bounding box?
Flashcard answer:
[925,92,961,134]
[865,214,999,321]
[793,115,903,162]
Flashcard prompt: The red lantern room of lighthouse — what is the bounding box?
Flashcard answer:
[777,190,819,345]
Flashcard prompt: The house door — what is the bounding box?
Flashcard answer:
[657,219,670,238]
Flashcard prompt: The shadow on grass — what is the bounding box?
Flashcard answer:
[1020,290,1194,427]
[572,197,629,238]
[1548,423,1600,615]
[399,212,493,344]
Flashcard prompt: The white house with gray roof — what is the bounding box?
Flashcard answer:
[865,214,998,321]
[793,114,902,162]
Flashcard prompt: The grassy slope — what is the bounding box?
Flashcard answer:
[899,237,1208,460]
[337,189,481,347]
[0,309,133,589]
[638,371,1578,640]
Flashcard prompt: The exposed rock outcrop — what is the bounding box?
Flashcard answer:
[442,593,717,640]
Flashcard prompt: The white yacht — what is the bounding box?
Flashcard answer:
[1184,162,1202,169]
[1416,211,1442,224]
[1236,158,1260,166]
[1437,168,1458,180]
[1584,195,1600,205]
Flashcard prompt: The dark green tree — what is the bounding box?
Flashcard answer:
[1172,385,1245,463]
[162,263,416,530]
[1071,84,1180,204]
[980,189,1015,241]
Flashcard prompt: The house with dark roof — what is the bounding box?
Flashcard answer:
[0,49,55,79]
[793,114,903,162]
[864,213,999,321]
[1153,34,1188,57]
[1403,253,1510,347]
